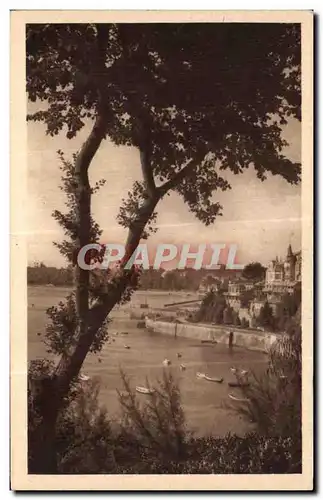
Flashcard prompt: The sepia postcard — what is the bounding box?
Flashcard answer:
[10,10,314,491]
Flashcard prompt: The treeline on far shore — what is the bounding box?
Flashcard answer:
[28,263,74,287]
[27,263,242,291]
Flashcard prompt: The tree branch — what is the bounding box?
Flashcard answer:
[73,116,107,337]
[75,115,107,179]
[116,25,157,199]
[158,155,205,197]
[140,147,157,199]
[53,194,158,395]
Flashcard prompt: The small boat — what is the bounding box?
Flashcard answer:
[124,345,130,349]
[231,367,248,375]
[204,375,224,383]
[136,386,155,395]
[180,364,186,371]
[196,372,206,379]
[228,393,250,402]
[121,331,129,335]
[177,352,182,358]
[79,373,90,382]
[201,339,217,344]
[162,358,171,366]
[228,381,250,388]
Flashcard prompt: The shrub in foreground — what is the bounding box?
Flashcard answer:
[28,359,114,474]
[116,434,301,474]
[28,361,302,474]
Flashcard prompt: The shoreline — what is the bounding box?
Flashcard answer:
[145,317,277,353]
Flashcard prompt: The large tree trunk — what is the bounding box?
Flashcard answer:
[30,116,107,474]
[30,133,194,472]
[29,386,59,474]
[31,102,176,471]
[52,196,159,393]
[31,205,156,472]
[32,196,158,474]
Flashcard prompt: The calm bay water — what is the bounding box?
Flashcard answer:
[28,286,267,436]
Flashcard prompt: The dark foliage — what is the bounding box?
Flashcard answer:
[28,360,114,474]
[257,300,276,331]
[242,262,267,282]
[28,363,301,474]
[227,326,302,472]
[27,23,301,227]
[26,23,302,473]
[194,289,228,324]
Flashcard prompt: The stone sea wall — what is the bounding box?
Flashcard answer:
[145,318,278,353]
[129,308,178,320]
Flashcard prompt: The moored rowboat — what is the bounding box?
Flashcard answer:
[196,372,223,383]
[228,382,250,388]
[204,375,224,383]
[228,393,250,402]
[136,386,155,395]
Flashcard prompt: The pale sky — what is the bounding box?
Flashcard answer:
[27,110,301,268]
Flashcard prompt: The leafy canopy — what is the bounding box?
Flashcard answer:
[27,23,301,226]
[242,262,267,281]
